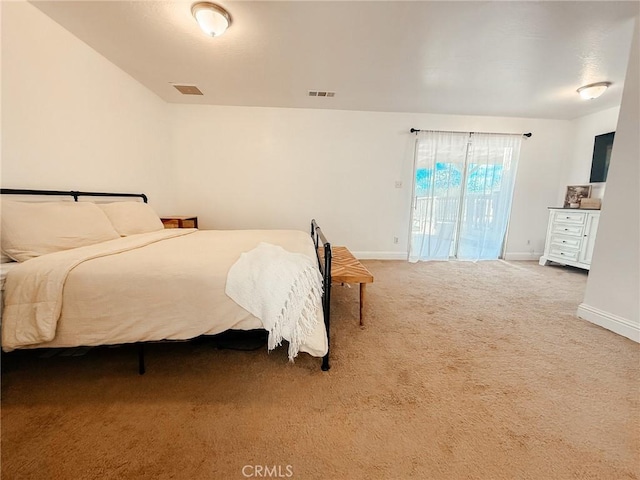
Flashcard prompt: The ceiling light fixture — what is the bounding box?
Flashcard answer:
[191,2,231,37]
[577,82,611,100]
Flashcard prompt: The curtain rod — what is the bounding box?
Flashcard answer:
[410,128,532,138]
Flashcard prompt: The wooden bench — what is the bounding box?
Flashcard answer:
[331,246,374,325]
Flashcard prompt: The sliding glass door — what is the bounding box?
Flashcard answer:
[409,131,522,262]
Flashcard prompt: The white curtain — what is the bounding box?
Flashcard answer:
[409,131,522,262]
[409,131,469,262]
[458,133,522,261]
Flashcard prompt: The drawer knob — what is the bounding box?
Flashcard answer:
[564,228,568,231]
[560,253,565,255]
[566,216,570,219]
[562,241,566,243]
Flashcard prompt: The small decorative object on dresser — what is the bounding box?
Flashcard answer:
[564,185,592,208]
[160,216,198,229]
[539,207,600,270]
[580,198,602,209]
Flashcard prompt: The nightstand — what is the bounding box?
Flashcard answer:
[160,216,198,229]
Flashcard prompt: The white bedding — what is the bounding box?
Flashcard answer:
[1,262,18,291]
[1,229,328,358]
[0,263,19,321]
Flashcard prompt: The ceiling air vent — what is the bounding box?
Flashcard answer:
[308,90,335,97]
[173,85,203,95]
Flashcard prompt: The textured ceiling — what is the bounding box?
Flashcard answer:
[31,1,639,119]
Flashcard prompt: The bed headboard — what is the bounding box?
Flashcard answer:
[0,188,148,203]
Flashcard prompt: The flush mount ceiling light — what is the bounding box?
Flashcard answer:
[191,2,231,37]
[577,82,611,100]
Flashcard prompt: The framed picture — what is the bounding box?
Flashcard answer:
[564,185,592,208]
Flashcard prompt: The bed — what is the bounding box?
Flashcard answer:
[0,189,332,371]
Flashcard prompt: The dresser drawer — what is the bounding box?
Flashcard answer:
[162,219,180,228]
[549,248,579,262]
[551,223,583,237]
[552,211,586,224]
[550,235,582,249]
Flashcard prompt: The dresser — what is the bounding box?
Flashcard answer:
[539,208,600,270]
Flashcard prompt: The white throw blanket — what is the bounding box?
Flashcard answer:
[225,242,323,361]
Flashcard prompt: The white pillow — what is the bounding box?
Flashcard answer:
[98,202,164,236]
[1,201,121,262]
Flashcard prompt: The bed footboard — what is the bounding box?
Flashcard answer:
[311,219,331,371]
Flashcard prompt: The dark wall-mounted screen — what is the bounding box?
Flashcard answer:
[590,131,615,183]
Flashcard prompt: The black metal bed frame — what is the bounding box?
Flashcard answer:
[1,188,333,372]
[311,219,332,371]
[0,188,148,203]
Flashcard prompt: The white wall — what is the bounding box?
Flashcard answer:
[169,105,572,259]
[562,106,620,203]
[578,20,639,342]
[1,1,174,213]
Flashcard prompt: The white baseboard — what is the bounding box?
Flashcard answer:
[503,252,544,261]
[353,251,544,261]
[577,303,640,343]
[351,251,407,260]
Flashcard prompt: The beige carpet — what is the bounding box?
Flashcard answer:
[1,260,638,479]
